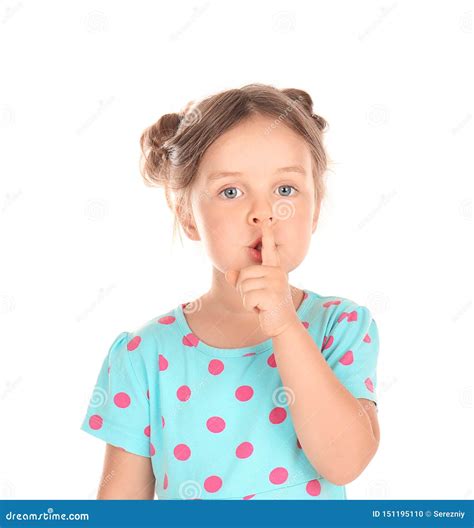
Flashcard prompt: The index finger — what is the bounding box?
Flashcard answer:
[261,218,280,267]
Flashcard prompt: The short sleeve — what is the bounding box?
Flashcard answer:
[80,331,152,457]
[321,304,379,406]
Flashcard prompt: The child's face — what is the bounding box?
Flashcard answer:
[186,114,320,274]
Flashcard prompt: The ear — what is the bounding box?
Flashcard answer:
[176,204,200,242]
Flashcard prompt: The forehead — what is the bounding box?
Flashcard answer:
[198,115,312,182]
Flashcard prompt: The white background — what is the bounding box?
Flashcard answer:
[0,0,472,500]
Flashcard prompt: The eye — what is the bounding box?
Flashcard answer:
[218,187,243,200]
[277,185,298,197]
[218,185,299,200]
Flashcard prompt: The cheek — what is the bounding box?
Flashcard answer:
[278,202,311,232]
[198,209,234,248]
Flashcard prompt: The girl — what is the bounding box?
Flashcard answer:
[80,83,380,500]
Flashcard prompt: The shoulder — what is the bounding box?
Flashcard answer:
[306,291,378,346]
[116,305,183,364]
[309,291,375,327]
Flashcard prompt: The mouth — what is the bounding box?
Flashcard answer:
[248,237,263,251]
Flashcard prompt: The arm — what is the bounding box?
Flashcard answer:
[272,320,380,486]
[97,444,156,500]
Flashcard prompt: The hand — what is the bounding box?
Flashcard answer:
[225,219,300,338]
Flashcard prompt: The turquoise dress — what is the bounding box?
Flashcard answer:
[80,289,379,500]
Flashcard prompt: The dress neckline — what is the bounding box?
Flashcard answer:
[174,289,314,358]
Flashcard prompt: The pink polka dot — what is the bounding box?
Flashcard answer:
[127,335,141,351]
[158,315,175,325]
[113,392,131,408]
[363,333,372,343]
[206,416,226,433]
[177,385,191,401]
[322,335,334,351]
[365,377,374,392]
[269,467,288,485]
[306,479,321,496]
[150,442,156,456]
[323,299,341,308]
[162,416,165,428]
[303,291,308,301]
[144,425,151,437]
[107,366,110,374]
[182,333,199,347]
[89,415,103,430]
[146,389,150,399]
[236,442,254,459]
[267,353,277,368]
[159,354,168,371]
[269,407,287,424]
[339,350,354,365]
[296,438,302,449]
[338,310,358,323]
[204,475,222,493]
[235,385,254,401]
[302,321,310,329]
[242,352,256,357]
[208,359,224,375]
[243,494,255,500]
[174,444,191,461]
[163,473,168,490]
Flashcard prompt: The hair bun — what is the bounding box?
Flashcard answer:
[281,88,328,132]
[139,112,182,185]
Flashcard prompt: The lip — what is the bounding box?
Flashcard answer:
[248,246,263,262]
[248,236,263,249]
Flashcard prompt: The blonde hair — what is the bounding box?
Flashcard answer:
[139,83,330,247]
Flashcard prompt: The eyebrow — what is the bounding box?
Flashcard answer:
[206,165,307,182]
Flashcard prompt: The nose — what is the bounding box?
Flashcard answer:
[248,200,275,227]
[248,213,274,227]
